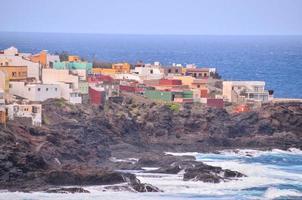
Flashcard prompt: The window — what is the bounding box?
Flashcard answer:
[150,69,153,74]
[175,69,179,73]
[168,69,172,73]
[32,106,38,113]
[197,85,200,88]
[12,72,16,77]
[37,88,41,92]
[28,88,31,91]
[55,88,57,91]
[9,84,12,88]
[46,88,49,91]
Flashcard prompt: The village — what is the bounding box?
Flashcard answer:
[0,46,275,126]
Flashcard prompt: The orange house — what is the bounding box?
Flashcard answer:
[0,66,27,81]
[30,50,48,67]
[112,63,131,73]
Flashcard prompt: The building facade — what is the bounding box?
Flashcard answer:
[223,81,270,103]
[9,81,61,102]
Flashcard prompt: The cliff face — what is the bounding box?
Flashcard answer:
[0,97,301,190]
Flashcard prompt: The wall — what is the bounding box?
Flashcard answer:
[144,90,173,102]
[9,81,61,102]
[0,66,27,80]
[89,87,105,105]
[30,50,47,67]
[79,81,88,94]
[92,68,116,75]
[112,63,131,73]
[68,56,80,62]
[0,55,40,81]
[6,104,42,126]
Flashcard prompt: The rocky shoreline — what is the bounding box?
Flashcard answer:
[0,95,301,192]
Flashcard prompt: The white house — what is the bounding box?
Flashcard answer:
[132,63,164,80]
[114,73,142,82]
[42,69,82,104]
[9,81,61,102]
[223,81,271,103]
[6,103,42,126]
[3,46,18,56]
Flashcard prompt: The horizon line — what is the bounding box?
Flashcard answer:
[1,31,302,37]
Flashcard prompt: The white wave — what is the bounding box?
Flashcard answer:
[165,152,200,156]
[218,148,302,158]
[0,191,184,200]
[263,187,302,199]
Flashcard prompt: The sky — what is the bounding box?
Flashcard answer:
[1,0,302,35]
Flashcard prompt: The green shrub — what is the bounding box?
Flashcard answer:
[167,103,180,112]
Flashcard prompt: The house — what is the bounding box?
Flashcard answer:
[144,89,193,103]
[79,80,89,95]
[132,62,164,80]
[29,50,60,69]
[0,50,40,81]
[30,50,48,67]
[89,86,106,105]
[92,68,116,75]
[206,98,224,109]
[92,62,131,75]
[8,81,61,102]
[90,81,120,100]
[0,90,6,124]
[223,81,271,104]
[53,61,92,73]
[0,71,9,93]
[68,55,81,62]
[0,66,27,81]
[112,63,131,73]
[186,68,210,78]
[1,46,18,56]
[163,66,183,76]
[6,103,42,126]
[42,69,82,104]
[114,73,141,82]
[88,74,114,83]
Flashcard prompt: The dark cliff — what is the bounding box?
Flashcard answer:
[0,97,301,190]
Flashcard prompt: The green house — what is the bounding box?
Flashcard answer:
[145,90,194,102]
[144,90,174,102]
[53,61,93,73]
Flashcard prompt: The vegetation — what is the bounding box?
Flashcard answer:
[166,103,180,112]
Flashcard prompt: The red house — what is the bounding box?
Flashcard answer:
[207,98,224,109]
[89,87,106,105]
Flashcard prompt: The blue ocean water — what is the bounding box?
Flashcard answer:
[1,149,301,200]
[0,32,302,98]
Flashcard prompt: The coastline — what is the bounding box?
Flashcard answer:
[0,96,301,194]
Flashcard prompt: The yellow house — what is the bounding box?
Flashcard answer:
[112,63,131,73]
[0,66,27,81]
[68,55,81,62]
[173,76,195,87]
[92,68,117,75]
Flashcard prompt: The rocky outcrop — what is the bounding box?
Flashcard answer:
[183,163,245,183]
[0,97,301,191]
[46,187,90,193]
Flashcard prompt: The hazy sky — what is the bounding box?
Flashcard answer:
[1,0,302,35]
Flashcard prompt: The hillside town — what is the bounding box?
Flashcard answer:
[0,46,275,126]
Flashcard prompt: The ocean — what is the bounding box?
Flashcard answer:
[0,32,302,98]
[1,149,301,200]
